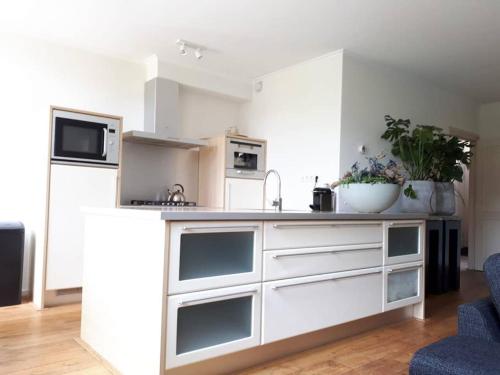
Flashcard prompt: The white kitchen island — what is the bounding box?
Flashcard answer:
[80,208,427,375]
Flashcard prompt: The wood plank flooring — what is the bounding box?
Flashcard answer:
[0,270,488,375]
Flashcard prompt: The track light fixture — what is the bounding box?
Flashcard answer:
[176,39,205,60]
[194,48,203,60]
[178,41,187,55]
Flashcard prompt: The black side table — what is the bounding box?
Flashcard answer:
[0,222,25,307]
[426,219,461,294]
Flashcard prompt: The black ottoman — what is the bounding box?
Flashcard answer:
[410,336,500,375]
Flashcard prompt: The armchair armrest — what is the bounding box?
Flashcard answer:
[458,298,500,343]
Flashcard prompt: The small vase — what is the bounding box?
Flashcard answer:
[434,182,456,216]
[400,180,436,214]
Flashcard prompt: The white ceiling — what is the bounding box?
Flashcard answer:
[2,0,500,102]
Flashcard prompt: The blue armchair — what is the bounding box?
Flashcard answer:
[410,254,500,374]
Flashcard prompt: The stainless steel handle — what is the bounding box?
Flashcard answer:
[272,246,381,259]
[182,225,259,232]
[387,265,422,273]
[178,289,258,306]
[272,224,337,229]
[102,128,108,157]
[272,270,382,290]
[272,223,381,229]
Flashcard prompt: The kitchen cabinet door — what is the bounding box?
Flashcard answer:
[383,261,424,311]
[384,221,425,265]
[168,222,263,294]
[166,283,261,368]
[46,164,117,290]
[224,178,264,210]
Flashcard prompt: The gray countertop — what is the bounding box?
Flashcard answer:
[117,206,458,221]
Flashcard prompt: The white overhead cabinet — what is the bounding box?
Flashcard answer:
[46,164,117,290]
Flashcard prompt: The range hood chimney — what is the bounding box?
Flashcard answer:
[122,78,207,149]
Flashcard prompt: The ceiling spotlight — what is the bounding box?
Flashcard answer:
[179,43,187,56]
[194,48,203,60]
[176,39,187,56]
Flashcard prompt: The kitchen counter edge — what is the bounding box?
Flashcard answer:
[82,207,457,221]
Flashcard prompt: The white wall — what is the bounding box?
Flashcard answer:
[0,32,145,302]
[478,102,500,139]
[239,51,343,210]
[179,86,242,139]
[338,52,479,211]
[472,102,500,269]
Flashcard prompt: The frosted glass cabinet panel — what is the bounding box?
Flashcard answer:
[387,269,418,302]
[177,296,252,354]
[384,221,424,265]
[166,284,262,368]
[384,262,423,311]
[169,222,263,295]
[179,232,254,280]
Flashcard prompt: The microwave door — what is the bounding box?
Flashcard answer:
[53,117,107,162]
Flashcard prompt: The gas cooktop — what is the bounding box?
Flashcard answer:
[130,200,197,207]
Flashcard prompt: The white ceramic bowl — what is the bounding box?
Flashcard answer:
[339,183,400,213]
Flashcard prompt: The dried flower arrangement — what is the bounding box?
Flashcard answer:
[332,154,405,189]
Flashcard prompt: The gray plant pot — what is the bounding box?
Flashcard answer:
[435,182,456,216]
[400,180,436,214]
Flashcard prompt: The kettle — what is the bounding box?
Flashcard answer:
[168,184,186,202]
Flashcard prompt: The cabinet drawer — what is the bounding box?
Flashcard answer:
[168,222,263,295]
[262,268,383,344]
[166,284,261,368]
[384,221,425,265]
[264,221,382,250]
[383,261,424,311]
[263,243,383,281]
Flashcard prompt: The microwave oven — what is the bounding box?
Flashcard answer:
[51,109,120,168]
[225,136,266,179]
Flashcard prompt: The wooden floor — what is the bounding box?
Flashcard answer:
[0,270,488,375]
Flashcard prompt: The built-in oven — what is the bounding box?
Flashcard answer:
[51,109,120,168]
[225,136,266,179]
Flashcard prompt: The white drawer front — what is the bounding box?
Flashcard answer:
[383,221,425,265]
[262,268,383,344]
[383,261,424,311]
[263,243,383,281]
[166,284,262,368]
[264,221,382,250]
[168,222,263,295]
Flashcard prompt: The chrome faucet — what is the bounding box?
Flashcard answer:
[264,169,282,211]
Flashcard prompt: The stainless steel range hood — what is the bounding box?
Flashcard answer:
[122,78,207,149]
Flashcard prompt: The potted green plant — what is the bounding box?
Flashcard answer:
[381,115,442,213]
[431,134,472,215]
[332,155,404,213]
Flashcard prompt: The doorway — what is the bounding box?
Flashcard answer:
[448,127,479,271]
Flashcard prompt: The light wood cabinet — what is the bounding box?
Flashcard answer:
[198,135,266,209]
